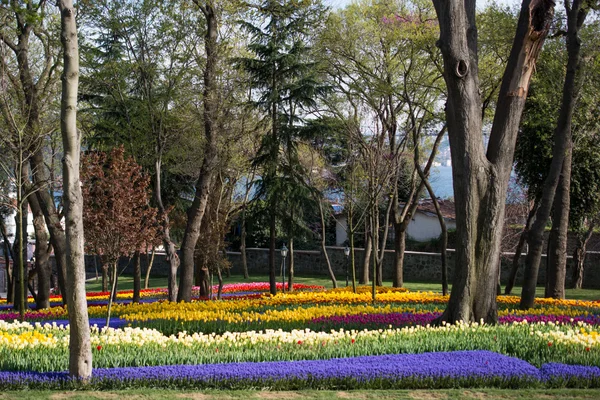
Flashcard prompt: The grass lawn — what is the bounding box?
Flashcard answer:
[85,273,600,301]
[4,389,600,399]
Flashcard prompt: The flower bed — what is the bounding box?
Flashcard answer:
[1,283,599,390]
[1,350,600,390]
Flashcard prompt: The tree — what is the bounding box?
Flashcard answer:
[520,0,596,308]
[236,0,328,295]
[178,1,220,302]
[431,0,554,324]
[57,0,92,379]
[80,0,203,302]
[0,0,68,306]
[81,147,158,321]
[514,18,600,292]
[320,0,446,291]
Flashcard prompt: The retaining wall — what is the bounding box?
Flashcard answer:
[82,247,600,290]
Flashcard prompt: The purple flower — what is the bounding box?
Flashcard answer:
[0,351,541,389]
[542,363,600,381]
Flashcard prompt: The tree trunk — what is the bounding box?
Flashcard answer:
[545,155,572,299]
[178,5,218,302]
[268,204,277,295]
[371,202,383,287]
[30,149,68,306]
[432,0,553,323]
[13,199,28,315]
[239,172,255,280]
[0,218,14,303]
[376,198,393,288]
[393,226,405,288]
[361,222,371,285]
[521,1,586,310]
[216,265,223,300]
[106,261,118,328]
[58,0,92,379]
[505,201,537,295]
[198,266,210,298]
[111,262,119,303]
[287,237,294,292]
[29,193,52,309]
[133,251,141,304]
[240,218,249,279]
[318,200,337,288]
[545,151,572,299]
[144,249,155,289]
[154,160,179,302]
[101,263,108,292]
[572,223,593,289]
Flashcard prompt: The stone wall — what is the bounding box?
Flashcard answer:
[79,247,600,290]
[225,247,600,289]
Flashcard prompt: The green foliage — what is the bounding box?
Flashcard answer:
[477,2,519,121]
[236,0,329,245]
[514,19,600,230]
[79,0,204,212]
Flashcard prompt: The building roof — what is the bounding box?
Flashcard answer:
[416,199,456,221]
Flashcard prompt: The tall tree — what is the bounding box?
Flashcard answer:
[520,0,594,308]
[178,1,220,302]
[431,0,554,323]
[236,0,327,295]
[0,0,68,304]
[320,0,445,289]
[80,0,203,302]
[514,17,600,293]
[57,0,92,379]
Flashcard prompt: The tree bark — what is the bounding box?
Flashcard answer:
[521,0,586,310]
[287,237,294,292]
[144,248,155,289]
[2,0,68,306]
[58,0,92,379]
[505,201,537,295]
[12,198,28,314]
[106,261,118,327]
[572,223,593,289]
[101,262,108,293]
[393,226,405,288]
[361,220,371,285]
[28,191,52,309]
[433,0,553,323]
[178,4,219,302]
[545,150,572,298]
[30,149,69,305]
[133,251,141,304]
[318,200,337,288]
[240,213,249,279]
[0,218,14,303]
[268,202,277,295]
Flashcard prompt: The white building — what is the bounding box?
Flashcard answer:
[334,199,457,245]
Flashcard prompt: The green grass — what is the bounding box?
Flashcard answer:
[4,389,600,399]
[86,273,600,302]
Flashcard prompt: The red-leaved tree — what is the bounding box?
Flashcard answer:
[81,147,159,321]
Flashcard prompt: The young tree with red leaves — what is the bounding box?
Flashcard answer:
[81,147,159,322]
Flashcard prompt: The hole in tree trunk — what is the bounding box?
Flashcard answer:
[455,60,469,78]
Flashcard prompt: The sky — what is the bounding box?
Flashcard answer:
[324,0,520,9]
